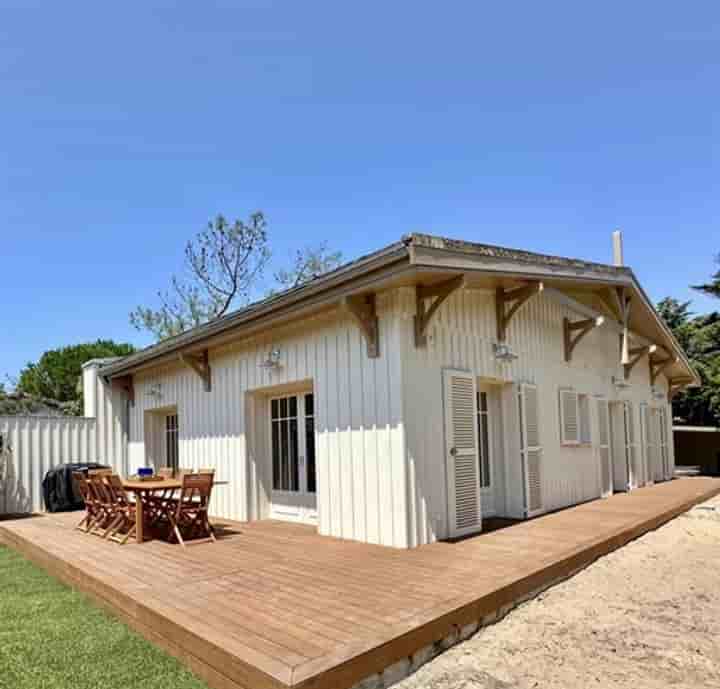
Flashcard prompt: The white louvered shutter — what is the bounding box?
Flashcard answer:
[559,389,579,445]
[623,402,639,489]
[650,408,663,482]
[443,370,482,537]
[639,404,652,486]
[658,407,669,480]
[520,383,543,516]
[596,398,612,497]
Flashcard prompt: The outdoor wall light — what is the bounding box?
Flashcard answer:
[493,342,518,363]
[612,376,631,390]
[146,383,162,398]
[259,349,282,370]
[651,386,666,401]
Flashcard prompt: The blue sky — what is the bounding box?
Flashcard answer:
[1,1,719,383]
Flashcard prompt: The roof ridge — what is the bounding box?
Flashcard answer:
[404,232,630,274]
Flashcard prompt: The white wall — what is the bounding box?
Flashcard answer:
[94,285,673,549]
[399,287,672,547]
[126,292,411,548]
[82,361,129,473]
[0,416,98,513]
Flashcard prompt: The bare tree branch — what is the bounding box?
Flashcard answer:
[130,212,270,340]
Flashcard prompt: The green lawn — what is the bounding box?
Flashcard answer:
[0,545,208,689]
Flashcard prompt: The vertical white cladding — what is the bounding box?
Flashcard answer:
[0,415,99,513]
[400,286,669,546]
[126,292,410,548]
[82,361,128,473]
[91,283,674,550]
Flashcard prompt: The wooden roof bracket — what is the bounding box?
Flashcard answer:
[563,316,604,362]
[111,375,135,406]
[649,356,674,386]
[623,345,656,379]
[667,379,686,402]
[179,349,212,392]
[414,275,465,347]
[496,281,543,342]
[342,294,379,358]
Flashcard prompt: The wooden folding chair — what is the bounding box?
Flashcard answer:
[166,473,216,548]
[105,474,137,545]
[144,468,181,528]
[72,472,96,533]
[88,474,122,538]
[88,468,112,477]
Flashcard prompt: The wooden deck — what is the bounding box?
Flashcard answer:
[2,477,719,689]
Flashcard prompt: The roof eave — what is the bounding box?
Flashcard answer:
[100,241,411,378]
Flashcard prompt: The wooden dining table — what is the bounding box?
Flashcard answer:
[122,477,227,543]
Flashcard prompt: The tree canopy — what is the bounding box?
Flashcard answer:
[658,298,720,426]
[130,213,270,341]
[692,253,720,299]
[272,243,343,293]
[130,212,343,341]
[14,340,135,416]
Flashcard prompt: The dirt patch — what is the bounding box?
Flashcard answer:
[397,496,720,689]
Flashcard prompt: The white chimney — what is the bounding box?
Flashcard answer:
[612,230,624,266]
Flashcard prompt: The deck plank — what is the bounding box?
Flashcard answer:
[1,477,718,689]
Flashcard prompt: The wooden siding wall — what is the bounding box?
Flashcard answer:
[398,287,673,547]
[127,293,411,548]
[84,367,129,474]
[105,285,675,550]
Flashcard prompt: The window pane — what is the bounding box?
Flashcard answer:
[306,416,316,493]
[271,399,279,420]
[289,396,297,418]
[280,419,289,490]
[280,397,288,418]
[272,421,281,490]
[480,392,488,412]
[289,418,299,491]
[305,393,314,417]
[480,416,490,488]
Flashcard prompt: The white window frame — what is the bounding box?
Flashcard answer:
[476,390,492,489]
[165,413,179,470]
[559,388,592,447]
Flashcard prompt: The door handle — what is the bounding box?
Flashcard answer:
[449,447,457,456]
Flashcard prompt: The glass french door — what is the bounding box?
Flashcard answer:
[476,386,495,516]
[165,413,179,470]
[269,392,317,523]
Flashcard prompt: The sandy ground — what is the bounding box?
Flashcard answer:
[397,494,720,689]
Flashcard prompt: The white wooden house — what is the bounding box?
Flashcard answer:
[86,233,698,548]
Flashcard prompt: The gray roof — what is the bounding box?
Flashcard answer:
[99,233,676,379]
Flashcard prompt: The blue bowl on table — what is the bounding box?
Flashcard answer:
[137,467,154,478]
